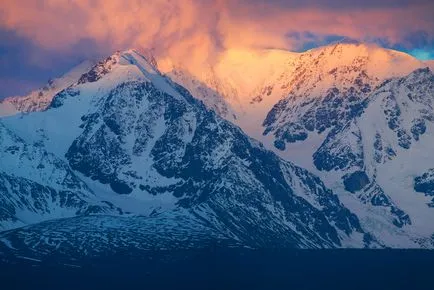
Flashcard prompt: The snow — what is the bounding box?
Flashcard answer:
[272,130,328,172]
[162,43,426,140]
[0,101,18,117]
[77,170,178,216]
[1,50,167,156]
[362,105,434,237]
[16,256,42,262]
[120,50,185,100]
[166,42,434,248]
[0,237,17,249]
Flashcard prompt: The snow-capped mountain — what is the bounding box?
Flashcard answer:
[161,43,426,141]
[256,59,434,247]
[0,49,372,258]
[162,43,434,247]
[0,61,95,117]
[2,43,426,141]
[262,43,424,148]
[1,42,433,257]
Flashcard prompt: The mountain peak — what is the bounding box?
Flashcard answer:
[303,41,419,65]
[0,43,426,123]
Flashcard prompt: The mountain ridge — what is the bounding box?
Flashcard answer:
[0,50,371,255]
[1,44,433,255]
[0,60,95,117]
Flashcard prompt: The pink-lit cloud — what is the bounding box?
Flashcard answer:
[0,0,433,71]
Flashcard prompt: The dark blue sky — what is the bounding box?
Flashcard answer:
[0,29,107,98]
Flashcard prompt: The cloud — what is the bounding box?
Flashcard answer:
[221,0,434,48]
[0,0,433,73]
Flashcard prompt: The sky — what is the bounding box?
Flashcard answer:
[0,0,434,99]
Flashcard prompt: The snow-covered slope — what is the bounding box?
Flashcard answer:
[415,168,434,206]
[339,69,434,237]
[267,67,434,247]
[262,43,425,148]
[0,213,241,259]
[0,49,370,256]
[0,61,95,117]
[162,43,425,141]
[162,48,301,136]
[0,121,119,230]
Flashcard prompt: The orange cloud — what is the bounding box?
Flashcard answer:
[1,0,433,72]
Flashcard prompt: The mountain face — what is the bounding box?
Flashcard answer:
[0,49,372,259]
[262,67,434,247]
[62,78,365,248]
[162,48,303,139]
[161,43,434,248]
[0,43,433,259]
[313,68,434,172]
[312,68,434,239]
[262,44,423,149]
[161,43,424,139]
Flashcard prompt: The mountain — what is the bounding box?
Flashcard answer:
[257,51,434,247]
[262,43,425,149]
[0,49,371,260]
[159,43,434,247]
[1,43,433,256]
[162,49,300,127]
[2,43,425,140]
[161,43,425,140]
[0,60,95,117]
